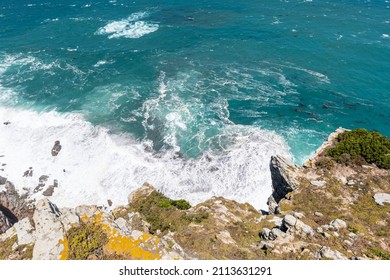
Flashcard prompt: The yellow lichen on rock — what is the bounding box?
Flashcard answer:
[58,238,69,260]
[103,228,161,260]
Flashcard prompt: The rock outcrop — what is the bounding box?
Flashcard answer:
[32,199,67,259]
[374,193,390,206]
[267,156,299,214]
[51,140,62,156]
[0,180,34,234]
[303,127,348,168]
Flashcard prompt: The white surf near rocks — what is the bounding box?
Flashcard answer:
[0,106,292,210]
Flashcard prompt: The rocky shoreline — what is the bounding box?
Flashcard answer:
[1,128,389,260]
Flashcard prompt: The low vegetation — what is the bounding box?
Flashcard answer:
[327,128,390,169]
[0,235,33,260]
[129,190,206,233]
[67,222,108,260]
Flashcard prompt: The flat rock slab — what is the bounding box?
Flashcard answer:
[311,180,326,187]
[374,193,390,206]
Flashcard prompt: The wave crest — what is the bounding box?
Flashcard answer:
[96,11,158,39]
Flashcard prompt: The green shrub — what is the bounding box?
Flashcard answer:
[171,199,191,210]
[153,192,191,210]
[67,222,108,260]
[129,191,204,233]
[327,129,390,169]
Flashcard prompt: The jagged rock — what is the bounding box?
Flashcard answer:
[303,127,348,168]
[0,175,7,185]
[373,193,390,206]
[282,214,313,236]
[114,217,131,235]
[14,217,35,245]
[160,232,192,260]
[51,140,62,156]
[269,228,286,240]
[260,228,271,240]
[128,212,150,233]
[23,167,33,177]
[0,226,16,242]
[59,208,79,232]
[32,199,65,260]
[268,156,299,214]
[0,210,11,233]
[260,241,274,250]
[0,181,34,233]
[269,216,283,227]
[318,246,348,260]
[330,219,347,230]
[128,183,155,205]
[42,186,54,196]
[283,214,297,228]
[75,205,100,221]
[296,220,314,236]
[34,185,44,193]
[39,175,49,183]
[267,196,278,215]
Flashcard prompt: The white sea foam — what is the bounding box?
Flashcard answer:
[96,12,158,39]
[0,107,291,210]
[93,60,108,67]
[42,18,59,23]
[263,61,330,84]
[0,53,85,81]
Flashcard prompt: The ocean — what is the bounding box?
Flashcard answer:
[0,0,389,210]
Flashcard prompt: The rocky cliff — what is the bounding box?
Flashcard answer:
[1,128,389,260]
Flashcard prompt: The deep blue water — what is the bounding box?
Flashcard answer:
[1,0,390,163]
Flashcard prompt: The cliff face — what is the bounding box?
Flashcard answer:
[1,128,389,260]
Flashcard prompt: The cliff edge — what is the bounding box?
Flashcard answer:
[1,128,389,260]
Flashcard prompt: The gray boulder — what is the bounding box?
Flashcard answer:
[330,219,347,230]
[318,246,348,260]
[259,228,271,240]
[42,186,54,197]
[373,193,390,206]
[51,141,62,156]
[283,214,297,228]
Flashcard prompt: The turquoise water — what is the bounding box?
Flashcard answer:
[1,0,389,164]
